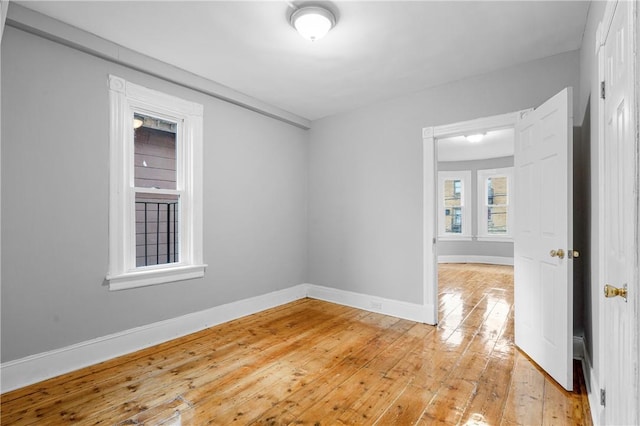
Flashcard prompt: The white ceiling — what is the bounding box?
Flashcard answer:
[438,128,514,162]
[16,1,590,121]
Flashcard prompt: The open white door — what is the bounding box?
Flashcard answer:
[514,88,573,391]
[600,1,638,424]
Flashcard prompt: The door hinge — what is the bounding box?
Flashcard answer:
[600,388,606,406]
[600,81,606,99]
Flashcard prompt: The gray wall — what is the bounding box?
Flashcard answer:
[308,50,581,305]
[437,156,514,258]
[1,27,308,362]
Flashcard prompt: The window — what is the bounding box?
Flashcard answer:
[107,75,205,290]
[453,180,461,197]
[477,167,514,240]
[134,115,179,267]
[438,171,472,239]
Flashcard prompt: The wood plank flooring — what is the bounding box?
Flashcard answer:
[0,264,592,425]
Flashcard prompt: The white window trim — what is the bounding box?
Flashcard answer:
[438,236,474,242]
[437,170,472,240]
[476,236,513,242]
[477,167,514,241]
[106,75,206,291]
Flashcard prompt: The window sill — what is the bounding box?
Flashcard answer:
[107,264,207,291]
[476,236,513,243]
[438,235,473,242]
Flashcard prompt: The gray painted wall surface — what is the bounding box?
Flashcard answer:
[437,156,514,258]
[1,28,308,362]
[308,50,581,305]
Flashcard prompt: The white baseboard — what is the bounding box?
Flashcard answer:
[306,284,431,324]
[438,255,514,265]
[0,284,308,393]
[1,283,432,393]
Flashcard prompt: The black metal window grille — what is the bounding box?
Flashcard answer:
[136,201,179,267]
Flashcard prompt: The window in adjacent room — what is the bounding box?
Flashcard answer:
[438,170,472,239]
[107,75,205,290]
[477,167,514,241]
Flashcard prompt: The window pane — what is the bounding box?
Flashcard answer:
[487,176,508,205]
[134,114,177,190]
[136,193,179,267]
[445,206,463,233]
[444,179,462,207]
[487,206,508,234]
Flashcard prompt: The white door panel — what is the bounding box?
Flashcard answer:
[601,1,636,424]
[514,87,573,391]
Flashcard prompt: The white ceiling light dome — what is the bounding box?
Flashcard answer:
[465,133,485,143]
[290,6,336,41]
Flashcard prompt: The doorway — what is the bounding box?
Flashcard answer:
[435,128,516,354]
[422,111,524,326]
[423,91,575,391]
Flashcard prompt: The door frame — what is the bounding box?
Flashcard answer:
[422,110,529,324]
[595,0,640,423]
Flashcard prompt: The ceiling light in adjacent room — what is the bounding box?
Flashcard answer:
[466,133,485,143]
[133,116,144,129]
[290,6,336,41]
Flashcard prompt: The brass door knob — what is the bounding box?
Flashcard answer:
[604,284,627,301]
[550,249,565,259]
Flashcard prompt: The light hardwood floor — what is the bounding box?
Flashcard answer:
[1,264,591,425]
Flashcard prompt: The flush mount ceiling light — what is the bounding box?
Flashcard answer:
[466,133,485,143]
[133,115,144,129]
[290,6,336,41]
